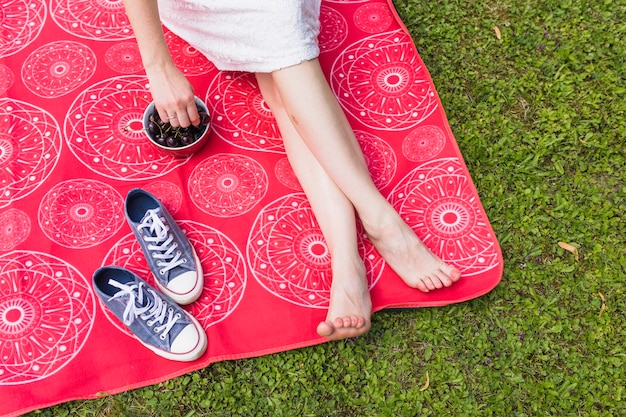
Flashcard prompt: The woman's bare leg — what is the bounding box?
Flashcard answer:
[267,60,462,292]
[257,73,372,340]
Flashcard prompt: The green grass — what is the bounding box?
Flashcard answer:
[28,1,625,416]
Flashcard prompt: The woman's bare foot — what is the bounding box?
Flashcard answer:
[363,208,462,292]
[317,256,372,340]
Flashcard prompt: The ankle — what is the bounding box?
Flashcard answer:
[360,206,399,241]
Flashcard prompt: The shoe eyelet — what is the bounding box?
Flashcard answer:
[160,334,167,340]
[175,313,181,319]
[159,270,165,275]
[168,307,173,313]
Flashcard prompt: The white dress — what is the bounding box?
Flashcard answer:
[157,0,322,73]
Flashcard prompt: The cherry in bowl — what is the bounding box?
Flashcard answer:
[142,97,210,157]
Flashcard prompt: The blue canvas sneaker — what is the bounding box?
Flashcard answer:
[93,266,207,362]
[125,188,203,305]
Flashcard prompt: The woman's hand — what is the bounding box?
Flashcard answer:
[122,0,200,128]
[146,62,200,128]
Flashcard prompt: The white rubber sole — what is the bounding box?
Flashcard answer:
[140,311,208,362]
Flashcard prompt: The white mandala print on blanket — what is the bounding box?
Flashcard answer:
[353,2,394,34]
[388,158,500,276]
[0,251,95,385]
[248,194,384,308]
[50,0,132,40]
[0,98,62,209]
[38,179,124,249]
[0,0,46,58]
[104,42,144,74]
[21,41,97,98]
[331,30,438,130]
[0,209,31,252]
[164,29,216,76]
[319,5,349,53]
[206,73,283,153]
[0,65,14,96]
[141,181,183,215]
[188,153,268,218]
[65,76,188,180]
[100,221,246,330]
[402,125,447,162]
[355,130,397,190]
[274,157,302,191]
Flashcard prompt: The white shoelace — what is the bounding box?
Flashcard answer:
[108,279,182,340]
[137,208,186,275]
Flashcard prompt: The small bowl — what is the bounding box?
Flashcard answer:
[143,96,210,157]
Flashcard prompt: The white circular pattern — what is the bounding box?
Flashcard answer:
[188,153,268,218]
[330,30,438,130]
[388,158,500,276]
[64,76,188,180]
[0,98,62,209]
[21,41,97,98]
[318,5,349,53]
[274,157,302,191]
[100,221,246,331]
[164,29,215,76]
[402,125,447,162]
[38,179,124,249]
[50,0,132,40]
[248,193,384,308]
[206,72,284,153]
[141,181,183,215]
[0,251,94,385]
[354,130,396,189]
[104,42,143,74]
[0,65,14,96]
[0,0,46,58]
[0,209,31,251]
[183,221,246,328]
[353,2,394,33]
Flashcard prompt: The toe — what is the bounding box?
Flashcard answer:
[333,317,346,329]
[422,270,457,290]
[441,263,462,282]
[413,278,430,292]
[423,276,437,291]
[430,274,445,289]
[316,321,335,337]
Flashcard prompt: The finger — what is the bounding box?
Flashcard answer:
[186,100,201,126]
[166,113,181,128]
[155,106,170,125]
[174,108,192,128]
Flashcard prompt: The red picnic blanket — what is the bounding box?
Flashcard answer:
[0,1,502,415]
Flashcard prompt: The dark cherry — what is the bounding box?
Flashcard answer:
[146,105,209,149]
[180,132,194,146]
[165,135,179,148]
